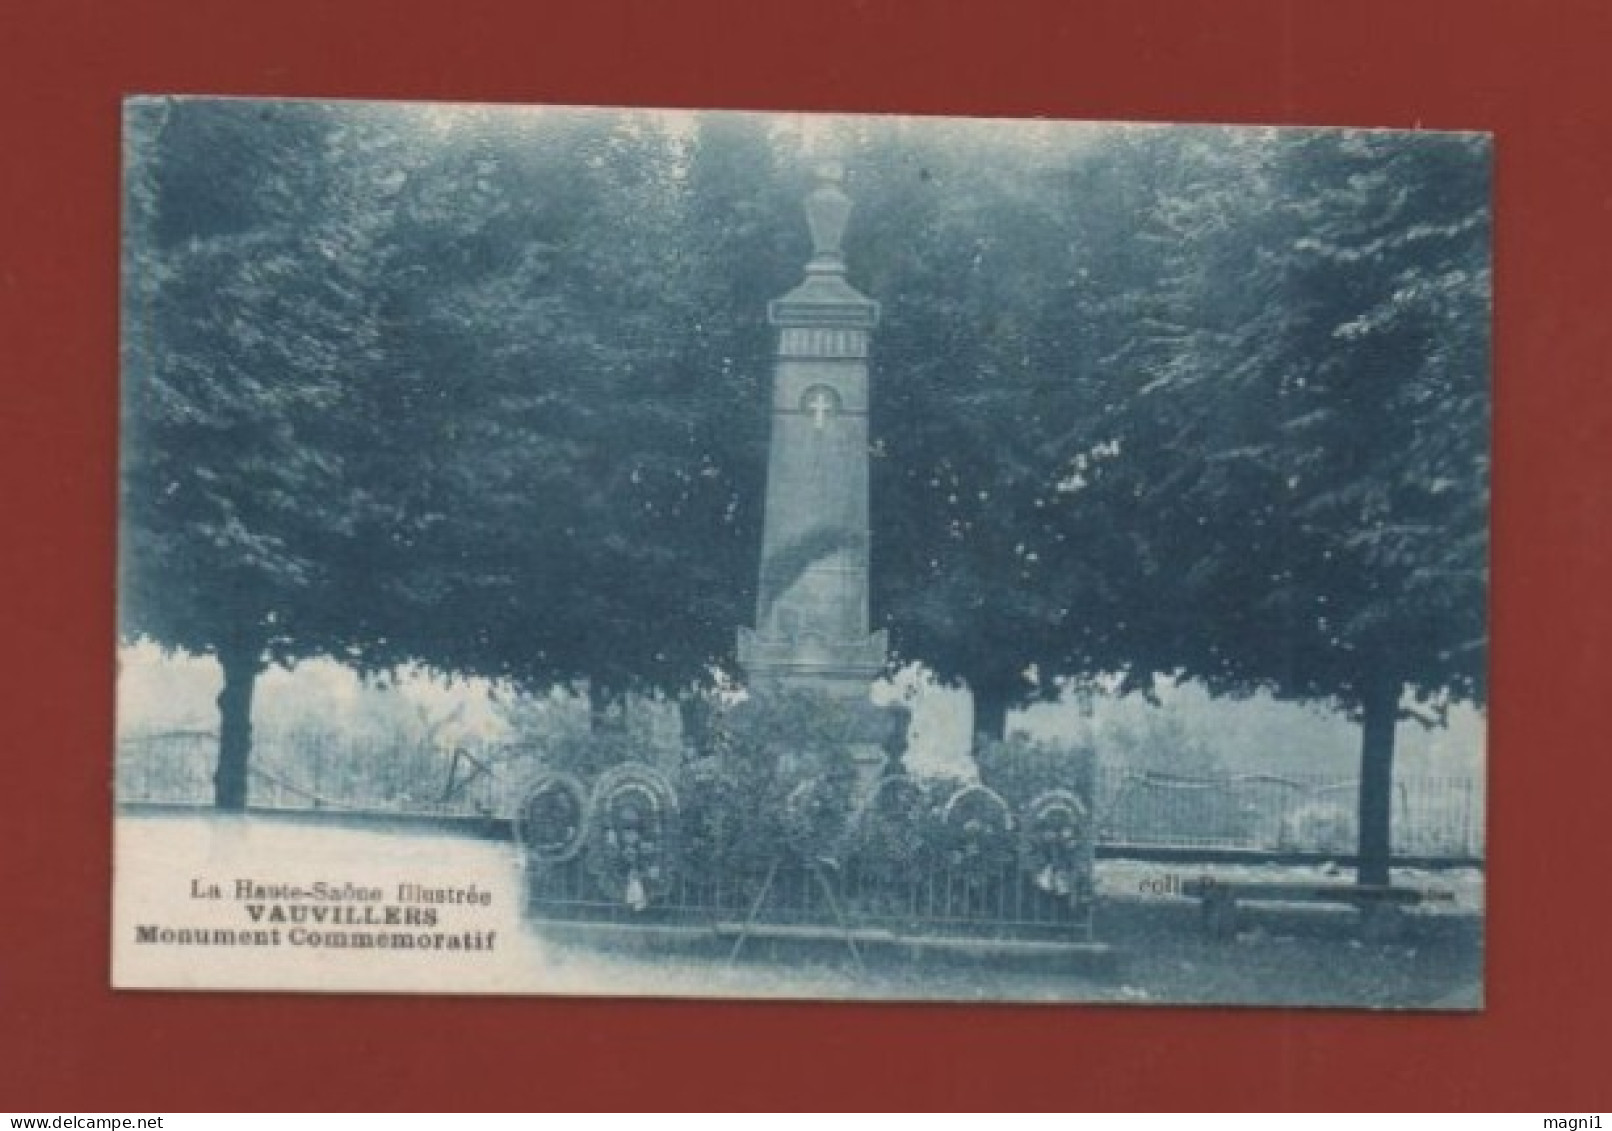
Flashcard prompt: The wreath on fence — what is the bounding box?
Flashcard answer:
[586,763,679,911]
[850,774,931,883]
[936,783,1016,879]
[782,772,856,865]
[1020,788,1093,904]
[512,771,590,866]
[675,757,752,877]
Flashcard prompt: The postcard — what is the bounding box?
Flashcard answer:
[115,97,1488,1006]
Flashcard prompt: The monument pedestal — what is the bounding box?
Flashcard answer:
[735,626,888,701]
[736,633,904,797]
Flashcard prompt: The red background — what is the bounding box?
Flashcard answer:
[2,0,1607,1111]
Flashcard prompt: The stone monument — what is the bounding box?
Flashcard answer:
[736,162,888,702]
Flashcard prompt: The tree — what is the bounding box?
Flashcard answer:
[121,98,393,808]
[348,109,796,727]
[850,120,1096,739]
[847,121,1201,742]
[1058,127,1490,883]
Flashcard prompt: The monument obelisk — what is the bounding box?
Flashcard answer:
[736,163,887,700]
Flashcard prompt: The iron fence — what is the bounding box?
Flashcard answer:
[522,852,1092,940]
[115,728,503,815]
[1093,767,1485,858]
[114,728,1486,859]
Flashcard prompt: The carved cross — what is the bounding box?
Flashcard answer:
[808,389,835,430]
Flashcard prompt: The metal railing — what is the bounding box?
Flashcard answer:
[522,852,1093,940]
[1093,766,1485,858]
[114,729,1486,859]
[114,728,503,816]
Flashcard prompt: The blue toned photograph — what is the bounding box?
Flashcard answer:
[115,99,1488,1008]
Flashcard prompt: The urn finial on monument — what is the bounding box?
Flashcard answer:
[805,161,852,273]
[768,162,879,331]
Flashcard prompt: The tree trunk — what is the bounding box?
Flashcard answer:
[1356,670,1401,886]
[971,678,1015,745]
[214,646,262,811]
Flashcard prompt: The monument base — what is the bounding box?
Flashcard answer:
[735,626,904,794]
[734,626,888,698]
